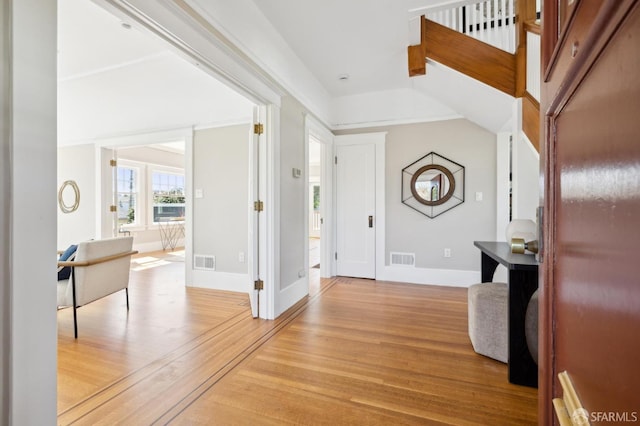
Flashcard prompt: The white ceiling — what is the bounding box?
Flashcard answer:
[251,0,461,98]
[58,0,512,144]
[253,0,414,98]
[252,0,512,131]
[57,0,255,145]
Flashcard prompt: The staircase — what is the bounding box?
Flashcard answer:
[408,0,541,150]
[424,0,518,53]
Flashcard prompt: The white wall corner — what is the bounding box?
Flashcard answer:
[511,99,523,219]
[509,99,540,222]
[496,131,511,241]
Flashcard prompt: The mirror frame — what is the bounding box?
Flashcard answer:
[58,180,80,213]
[409,164,456,206]
[401,152,465,219]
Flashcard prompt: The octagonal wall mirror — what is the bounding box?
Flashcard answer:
[402,152,464,218]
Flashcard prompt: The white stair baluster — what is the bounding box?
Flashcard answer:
[487,0,492,43]
[501,0,507,51]
[484,0,488,44]
[510,0,516,53]
[486,0,490,46]
[490,0,494,43]
[480,1,485,42]
[471,3,477,40]
[487,0,493,45]
[497,0,502,45]
[452,8,457,30]
[417,0,518,53]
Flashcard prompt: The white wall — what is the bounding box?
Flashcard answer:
[496,131,511,240]
[192,124,251,291]
[513,133,540,222]
[118,146,184,169]
[337,118,497,286]
[509,100,540,223]
[58,144,98,248]
[0,1,9,420]
[279,97,307,290]
[3,0,58,423]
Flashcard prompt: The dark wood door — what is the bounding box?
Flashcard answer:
[540,1,640,424]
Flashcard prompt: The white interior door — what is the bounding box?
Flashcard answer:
[336,143,376,279]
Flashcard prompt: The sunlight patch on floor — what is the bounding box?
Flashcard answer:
[131,256,172,271]
[167,250,185,258]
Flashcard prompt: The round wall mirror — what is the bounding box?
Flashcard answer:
[58,180,80,213]
[410,164,455,206]
[401,152,465,218]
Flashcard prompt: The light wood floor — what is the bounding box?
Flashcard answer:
[58,250,537,425]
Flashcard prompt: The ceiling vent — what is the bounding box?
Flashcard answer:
[390,252,415,267]
[194,255,215,271]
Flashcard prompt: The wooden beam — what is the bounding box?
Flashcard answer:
[421,17,517,97]
[407,44,426,76]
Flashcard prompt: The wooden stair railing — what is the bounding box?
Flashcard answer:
[408,0,541,151]
[410,17,518,97]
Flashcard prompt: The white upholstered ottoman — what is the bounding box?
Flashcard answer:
[468,282,508,363]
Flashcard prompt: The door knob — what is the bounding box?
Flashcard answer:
[368,216,373,228]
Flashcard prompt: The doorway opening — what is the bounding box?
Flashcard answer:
[308,136,322,294]
[56,0,262,414]
[305,116,334,296]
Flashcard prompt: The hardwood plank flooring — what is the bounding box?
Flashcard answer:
[57,249,251,413]
[58,252,537,425]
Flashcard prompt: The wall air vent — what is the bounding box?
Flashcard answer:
[390,252,415,267]
[194,255,215,271]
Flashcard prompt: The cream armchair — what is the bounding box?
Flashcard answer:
[57,236,137,338]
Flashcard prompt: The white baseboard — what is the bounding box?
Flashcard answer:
[133,239,185,254]
[380,265,481,288]
[189,270,252,294]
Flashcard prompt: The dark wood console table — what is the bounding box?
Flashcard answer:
[474,241,539,388]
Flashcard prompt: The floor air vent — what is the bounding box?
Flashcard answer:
[390,252,415,267]
[194,255,215,271]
